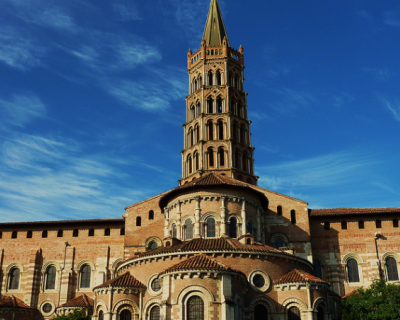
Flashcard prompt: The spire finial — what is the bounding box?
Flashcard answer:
[202,0,230,47]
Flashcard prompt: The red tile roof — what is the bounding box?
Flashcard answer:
[0,295,34,309]
[133,237,291,260]
[309,208,400,217]
[342,289,359,299]
[59,294,93,308]
[0,218,124,227]
[162,254,236,274]
[93,272,146,290]
[274,269,329,285]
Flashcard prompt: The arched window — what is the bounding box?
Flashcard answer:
[232,122,238,140]
[27,230,32,238]
[218,121,224,139]
[99,311,104,320]
[347,259,360,282]
[235,150,240,170]
[196,101,201,117]
[42,230,48,238]
[290,210,296,224]
[274,238,284,249]
[324,222,330,230]
[195,124,200,142]
[240,125,246,143]
[120,228,125,236]
[341,221,347,230]
[46,266,57,290]
[88,229,94,237]
[150,306,160,320]
[149,210,154,220]
[254,304,268,320]
[198,76,202,87]
[149,241,158,249]
[242,153,248,172]
[376,220,382,228]
[218,148,225,167]
[288,306,301,320]
[207,98,213,113]
[313,259,322,279]
[9,268,20,290]
[216,97,222,113]
[190,105,195,120]
[80,265,91,288]
[194,152,199,171]
[120,310,131,320]
[358,221,364,229]
[172,224,177,238]
[277,206,282,216]
[216,70,221,85]
[317,307,324,320]
[208,148,214,167]
[206,217,216,238]
[229,218,237,238]
[386,257,399,281]
[187,296,204,320]
[73,229,79,237]
[208,120,214,140]
[208,71,213,86]
[185,220,193,240]
[239,102,244,118]
[11,231,17,239]
[104,228,110,236]
[247,222,253,235]
[136,217,141,227]
[188,155,193,174]
[57,230,63,237]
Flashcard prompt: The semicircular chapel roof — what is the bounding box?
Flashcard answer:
[0,295,36,309]
[274,269,329,286]
[159,173,269,210]
[93,271,146,290]
[57,294,94,309]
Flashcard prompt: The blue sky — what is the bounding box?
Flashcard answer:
[1,0,400,222]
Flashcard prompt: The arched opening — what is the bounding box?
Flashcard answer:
[206,217,216,238]
[240,125,246,143]
[208,148,214,167]
[187,296,204,320]
[341,221,347,230]
[242,153,248,173]
[149,241,158,250]
[386,257,399,281]
[239,102,244,118]
[218,121,224,139]
[172,224,177,238]
[194,152,199,171]
[149,210,154,220]
[358,220,364,229]
[247,222,253,235]
[277,206,282,216]
[317,307,324,320]
[274,238,284,249]
[229,218,237,238]
[195,124,200,142]
[9,268,20,290]
[190,105,195,120]
[313,259,322,279]
[288,306,301,320]
[99,311,104,320]
[324,222,330,230]
[136,217,141,227]
[235,150,240,170]
[218,148,225,167]
[254,304,268,320]
[216,70,221,85]
[104,228,110,236]
[11,231,17,239]
[198,76,202,87]
[232,122,238,141]
[27,230,32,238]
[80,265,91,288]
[88,229,94,237]
[46,266,56,290]
[57,230,63,237]
[185,220,193,240]
[208,120,214,140]
[347,259,359,282]
[207,98,213,113]
[216,97,223,113]
[42,230,48,238]
[376,220,382,228]
[290,210,296,224]
[73,229,79,237]
[188,155,193,174]
[196,101,201,117]
[150,306,160,320]
[208,71,213,86]
[120,309,132,320]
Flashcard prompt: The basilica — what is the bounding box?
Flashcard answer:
[1,1,399,320]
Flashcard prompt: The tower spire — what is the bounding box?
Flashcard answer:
[203,0,230,47]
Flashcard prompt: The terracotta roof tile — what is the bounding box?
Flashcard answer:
[342,289,359,299]
[162,254,235,274]
[93,272,145,290]
[309,207,400,217]
[59,294,93,308]
[0,295,34,309]
[0,218,124,227]
[274,269,329,285]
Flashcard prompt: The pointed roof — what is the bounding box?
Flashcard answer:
[93,271,146,290]
[0,295,35,309]
[274,269,329,285]
[162,254,236,274]
[58,294,93,308]
[203,0,230,47]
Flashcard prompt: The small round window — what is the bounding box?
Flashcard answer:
[42,303,53,313]
[151,278,161,292]
[148,274,163,296]
[149,241,158,249]
[253,274,265,288]
[248,270,270,292]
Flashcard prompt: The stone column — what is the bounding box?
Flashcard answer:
[177,202,182,239]
[241,199,247,235]
[220,197,227,236]
[194,197,202,238]
[164,207,170,238]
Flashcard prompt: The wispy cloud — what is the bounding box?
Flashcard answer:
[332,93,354,109]
[357,10,372,20]
[267,88,316,115]
[384,12,400,27]
[113,0,141,21]
[0,94,46,127]
[0,28,46,70]
[380,96,400,121]
[362,67,394,81]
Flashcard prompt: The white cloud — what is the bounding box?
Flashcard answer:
[381,96,400,121]
[0,94,46,127]
[267,88,316,115]
[113,0,141,21]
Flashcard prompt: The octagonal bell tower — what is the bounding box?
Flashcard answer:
[180,0,258,186]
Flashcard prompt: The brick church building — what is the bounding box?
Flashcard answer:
[1,1,399,320]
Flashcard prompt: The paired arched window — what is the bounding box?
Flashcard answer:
[254,304,268,320]
[218,148,225,167]
[194,151,199,171]
[104,228,110,236]
[208,148,214,167]
[207,120,214,140]
[206,217,216,238]
[185,220,193,240]
[9,268,20,290]
[229,218,237,238]
[46,266,57,290]
[277,206,282,216]
[150,306,160,320]
[120,310,131,320]
[288,306,301,320]
[187,296,204,320]
[290,210,296,224]
[218,121,224,139]
[386,257,399,281]
[208,71,213,86]
[216,97,223,113]
[172,224,177,238]
[347,259,360,283]
[80,265,91,288]
[313,259,322,279]
[136,217,141,227]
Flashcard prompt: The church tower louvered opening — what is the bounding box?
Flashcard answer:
[180,0,258,186]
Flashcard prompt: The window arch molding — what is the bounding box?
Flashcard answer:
[312,297,328,313]
[342,253,363,265]
[312,254,326,280]
[75,259,96,290]
[111,258,124,278]
[145,237,162,249]
[249,295,276,316]
[6,263,23,292]
[177,285,215,320]
[95,299,108,317]
[142,298,162,320]
[181,215,195,225]
[200,212,221,223]
[112,298,139,316]
[6,262,24,274]
[382,251,400,262]
[167,219,178,229]
[225,213,242,225]
[270,233,289,247]
[382,252,400,281]
[279,297,308,313]
[41,261,61,291]
[342,253,363,284]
